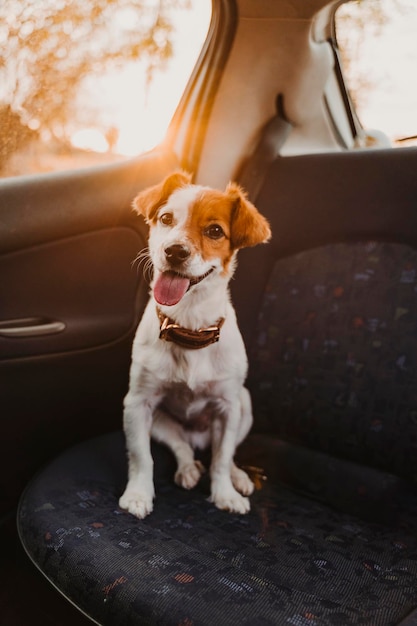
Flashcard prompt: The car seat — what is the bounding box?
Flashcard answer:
[17,115,417,624]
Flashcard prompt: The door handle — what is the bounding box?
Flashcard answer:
[0,317,66,338]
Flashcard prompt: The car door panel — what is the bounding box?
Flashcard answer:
[0,227,144,360]
[0,150,178,253]
[0,148,179,515]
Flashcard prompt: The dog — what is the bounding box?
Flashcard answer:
[119,170,271,518]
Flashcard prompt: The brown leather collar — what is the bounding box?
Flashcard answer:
[157,308,225,350]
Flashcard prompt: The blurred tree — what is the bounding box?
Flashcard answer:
[0,105,38,169]
[0,0,190,163]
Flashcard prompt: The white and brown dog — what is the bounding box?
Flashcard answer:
[119,171,270,518]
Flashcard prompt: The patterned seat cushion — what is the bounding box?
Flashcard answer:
[18,431,417,625]
[249,241,417,480]
[18,240,417,625]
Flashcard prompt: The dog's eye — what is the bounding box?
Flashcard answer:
[160,212,173,226]
[204,224,225,240]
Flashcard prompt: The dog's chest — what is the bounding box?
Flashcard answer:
[158,382,217,431]
[156,339,222,387]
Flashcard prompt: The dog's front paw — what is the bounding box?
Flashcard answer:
[119,488,154,519]
[175,460,205,490]
[231,465,255,496]
[210,488,251,515]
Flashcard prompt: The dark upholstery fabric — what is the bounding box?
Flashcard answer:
[18,432,417,626]
[16,144,417,626]
[249,241,417,480]
[18,238,417,624]
[231,150,417,350]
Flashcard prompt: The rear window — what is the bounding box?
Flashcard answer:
[0,0,211,178]
[335,0,417,147]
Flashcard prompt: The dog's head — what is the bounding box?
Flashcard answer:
[133,171,271,306]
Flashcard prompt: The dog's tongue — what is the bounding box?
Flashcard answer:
[154,271,190,306]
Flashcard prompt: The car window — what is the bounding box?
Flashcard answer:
[0,0,211,178]
[335,0,417,147]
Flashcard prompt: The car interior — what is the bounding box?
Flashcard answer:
[2,0,417,624]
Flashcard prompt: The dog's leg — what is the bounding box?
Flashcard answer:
[230,463,254,496]
[231,387,255,496]
[119,392,157,519]
[152,409,205,489]
[209,389,253,514]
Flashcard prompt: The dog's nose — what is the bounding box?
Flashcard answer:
[164,244,191,265]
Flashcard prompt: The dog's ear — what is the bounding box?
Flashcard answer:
[226,182,271,249]
[133,170,192,223]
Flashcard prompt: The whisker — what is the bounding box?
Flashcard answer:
[131,247,153,283]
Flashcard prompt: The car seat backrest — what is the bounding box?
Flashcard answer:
[232,148,417,483]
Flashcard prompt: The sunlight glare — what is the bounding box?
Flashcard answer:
[70,1,211,157]
[71,128,108,153]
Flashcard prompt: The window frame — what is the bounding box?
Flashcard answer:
[167,0,238,173]
[326,2,364,149]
